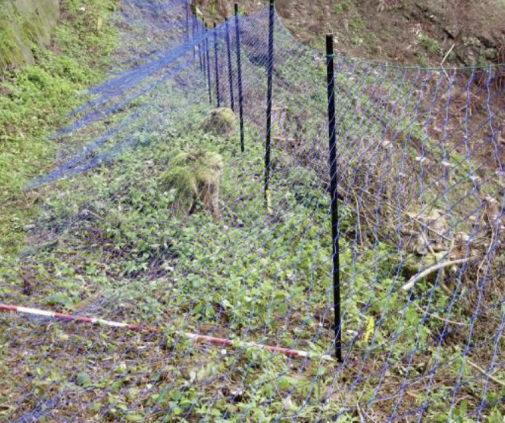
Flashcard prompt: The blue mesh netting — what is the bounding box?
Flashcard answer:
[1,0,505,422]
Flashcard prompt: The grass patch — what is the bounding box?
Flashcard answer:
[2,68,502,421]
[0,0,119,262]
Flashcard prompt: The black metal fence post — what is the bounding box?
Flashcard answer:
[185,0,190,42]
[264,0,275,205]
[196,19,206,74]
[191,14,196,59]
[325,34,342,362]
[205,22,212,104]
[225,18,235,112]
[234,4,245,152]
[213,23,221,107]
[199,20,205,73]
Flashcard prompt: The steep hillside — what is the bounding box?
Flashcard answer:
[0,0,118,260]
[196,0,505,67]
[0,0,60,70]
[1,1,504,422]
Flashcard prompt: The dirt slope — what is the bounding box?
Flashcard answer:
[195,0,505,67]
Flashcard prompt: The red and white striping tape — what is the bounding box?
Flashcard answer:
[0,303,334,361]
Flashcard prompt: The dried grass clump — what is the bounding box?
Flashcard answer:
[161,149,223,221]
[201,107,236,136]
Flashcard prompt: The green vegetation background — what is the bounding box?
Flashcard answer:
[0,0,118,262]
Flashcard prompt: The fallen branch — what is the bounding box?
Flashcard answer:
[468,359,505,389]
[356,186,452,242]
[412,302,467,327]
[441,43,455,67]
[401,258,470,291]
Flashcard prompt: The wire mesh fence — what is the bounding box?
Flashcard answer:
[1,0,504,422]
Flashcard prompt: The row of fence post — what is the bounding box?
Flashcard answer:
[190,4,245,152]
[184,0,342,362]
[264,0,275,207]
[234,4,245,152]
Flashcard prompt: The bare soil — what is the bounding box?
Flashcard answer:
[195,0,505,67]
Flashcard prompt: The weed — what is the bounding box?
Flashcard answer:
[419,35,441,55]
[333,1,352,15]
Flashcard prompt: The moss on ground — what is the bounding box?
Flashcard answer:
[202,107,236,135]
[161,150,224,220]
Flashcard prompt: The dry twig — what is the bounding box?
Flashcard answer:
[467,359,505,389]
[401,258,470,291]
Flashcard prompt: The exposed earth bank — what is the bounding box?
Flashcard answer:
[195,0,505,67]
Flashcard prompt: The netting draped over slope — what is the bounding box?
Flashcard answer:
[1,0,505,422]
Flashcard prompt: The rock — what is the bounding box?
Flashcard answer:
[484,48,498,61]
[463,36,482,47]
[202,107,236,136]
[477,33,498,49]
[444,24,460,39]
[455,46,477,66]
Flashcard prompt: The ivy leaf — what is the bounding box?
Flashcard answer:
[76,372,92,387]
